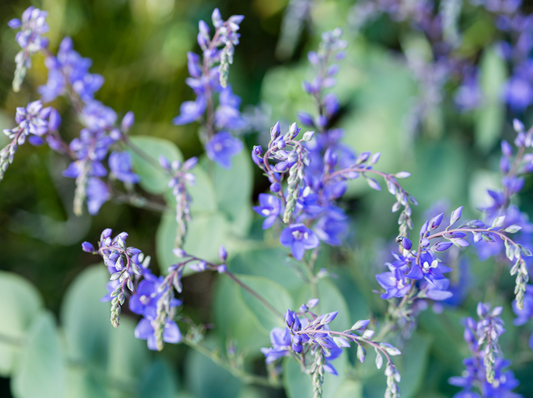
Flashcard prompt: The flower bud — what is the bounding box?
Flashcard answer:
[121,111,134,132]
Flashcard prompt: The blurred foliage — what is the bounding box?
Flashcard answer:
[1,0,533,397]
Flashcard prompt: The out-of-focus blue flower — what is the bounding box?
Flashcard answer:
[215,85,247,130]
[4,101,53,146]
[39,37,104,102]
[261,327,292,363]
[505,75,533,110]
[253,194,282,229]
[376,267,411,299]
[280,224,320,260]
[172,96,206,125]
[205,131,243,169]
[86,177,110,215]
[313,206,349,246]
[134,317,181,351]
[109,151,140,184]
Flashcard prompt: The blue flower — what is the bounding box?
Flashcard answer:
[280,224,320,261]
[39,37,104,102]
[109,151,140,184]
[172,96,206,125]
[11,100,51,140]
[205,131,243,169]
[86,177,110,215]
[134,317,182,351]
[505,75,533,110]
[261,327,292,363]
[215,85,246,130]
[376,267,410,299]
[253,194,282,229]
[313,207,349,246]
[406,251,452,285]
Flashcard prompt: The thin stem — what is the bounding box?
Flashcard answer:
[224,269,285,320]
[123,135,167,172]
[110,188,169,213]
[183,336,281,388]
[303,249,319,302]
[182,254,285,321]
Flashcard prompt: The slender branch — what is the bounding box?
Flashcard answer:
[224,269,285,320]
[183,336,281,388]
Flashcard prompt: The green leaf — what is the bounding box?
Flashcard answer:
[186,164,218,212]
[60,265,111,367]
[136,359,178,398]
[129,136,182,194]
[62,367,109,398]
[398,333,432,398]
[209,151,253,235]
[185,344,242,398]
[475,45,507,152]
[156,210,232,269]
[0,271,43,377]
[228,248,307,298]
[332,380,363,398]
[236,274,293,333]
[107,317,149,384]
[213,276,268,353]
[12,311,65,398]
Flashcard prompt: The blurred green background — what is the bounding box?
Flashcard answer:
[1,0,533,397]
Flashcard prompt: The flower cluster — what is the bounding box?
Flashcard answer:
[262,301,401,398]
[1,100,54,181]
[82,229,150,327]
[159,156,198,249]
[8,6,49,92]
[348,0,533,128]
[252,30,417,264]
[173,9,245,169]
[449,303,520,396]
[474,119,533,306]
[39,37,105,103]
[5,8,142,216]
[376,205,531,342]
[63,105,138,216]
[83,229,190,350]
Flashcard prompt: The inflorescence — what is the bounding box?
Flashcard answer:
[4,5,533,398]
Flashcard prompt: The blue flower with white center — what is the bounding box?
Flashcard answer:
[129,271,182,319]
[376,267,410,299]
[280,224,320,261]
[205,131,243,169]
[253,194,282,229]
[406,251,452,285]
[14,100,51,138]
